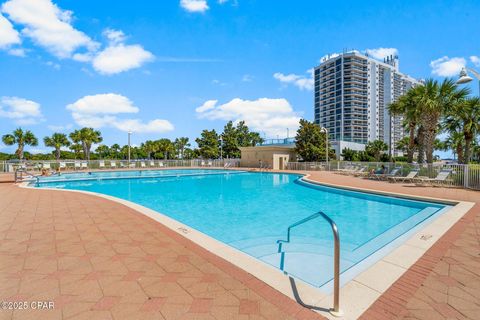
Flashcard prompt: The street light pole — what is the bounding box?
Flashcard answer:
[219,136,223,159]
[320,127,329,168]
[127,131,132,165]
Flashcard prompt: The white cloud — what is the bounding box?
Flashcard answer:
[112,119,174,133]
[66,93,174,133]
[66,93,140,115]
[430,56,466,77]
[91,29,154,75]
[2,0,98,58]
[103,28,126,45]
[180,0,209,12]
[47,123,72,131]
[0,13,20,48]
[365,47,398,60]
[273,69,314,91]
[470,56,480,67]
[196,97,301,137]
[7,47,24,56]
[242,74,253,82]
[0,96,43,124]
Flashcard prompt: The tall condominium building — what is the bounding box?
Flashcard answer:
[314,51,419,157]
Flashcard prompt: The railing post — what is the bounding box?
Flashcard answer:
[464,165,469,189]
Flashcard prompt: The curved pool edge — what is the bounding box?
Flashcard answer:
[18,173,475,320]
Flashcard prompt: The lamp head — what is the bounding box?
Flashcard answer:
[457,68,473,84]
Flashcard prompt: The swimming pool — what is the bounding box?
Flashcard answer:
[34,169,449,288]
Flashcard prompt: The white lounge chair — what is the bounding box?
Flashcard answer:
[110,161,117,169]
[388,169,419,183]
[81,162,88,169]
[59,162,66,170]
[149,161,155,167]
[159,162,164,168]
[42,163,51,169]
[414,169,452,186]
[200,161,205,167]
[140,161,146,168]
[207,161,213,167]
[99,161,105,169]
[74,162,81,170]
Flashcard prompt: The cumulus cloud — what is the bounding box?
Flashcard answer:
[0,13,20,48]
[2,0,98,58]
[430,56,466,77]
[180,0,209,12]
[273,69,314,91]
[91,28,154,75]
[365,47,398,60]
[196,97,301,137]
[66,93,174,133]
[1,1,153,75]
[0,96,44,125]
[470,56,480,67]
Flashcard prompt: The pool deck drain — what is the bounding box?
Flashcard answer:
[0,169,479,319]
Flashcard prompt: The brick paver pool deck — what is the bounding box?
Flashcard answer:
[0,170,478,320]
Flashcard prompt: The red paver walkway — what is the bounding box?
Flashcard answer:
[0,170,479,320]
[0,182,322,320]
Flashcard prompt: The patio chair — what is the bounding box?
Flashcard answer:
[119,162,126,168]
[414,169,452,186]
[81,162,88,169]
[352,166,367,177]
[207,161,213,167]
[149,161,155,167]
[59,162,66,171]
[200,161,205,167]
[99,161,105,169]
[368,167,400,180]
[140,161,146,168]
[159,162,164,168]
[110,161,117,169]
[74,162,81,170]
[388,169,419,183]
[42,163,51,170]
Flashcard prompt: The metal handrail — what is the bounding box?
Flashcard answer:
[276,211,343,317]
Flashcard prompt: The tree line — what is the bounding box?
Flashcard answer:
[1,121,263,161]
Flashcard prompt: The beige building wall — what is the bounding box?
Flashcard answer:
[239,146,297,169]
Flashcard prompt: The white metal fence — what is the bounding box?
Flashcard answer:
[2,159,240,173]
[286,161,480,190]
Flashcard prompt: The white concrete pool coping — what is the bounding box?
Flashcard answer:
[20,171,475,320]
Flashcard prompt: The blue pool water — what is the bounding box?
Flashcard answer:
[35,170,447,287]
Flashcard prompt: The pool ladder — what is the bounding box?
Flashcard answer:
[276,211,343,317]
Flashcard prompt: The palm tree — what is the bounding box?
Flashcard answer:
[443,97,480,163]
[2,128,38,160]
[416,79,470,163]
[95,144,110,159]
[43,133,70,161]
[388,86,422,163]
[140,140,157,159]
[439,132,464,162]
[365,139,388,162]
[174,137,190,159]
[69,128,103,161]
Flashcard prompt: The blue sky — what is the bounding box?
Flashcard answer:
[0,0,479,156]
